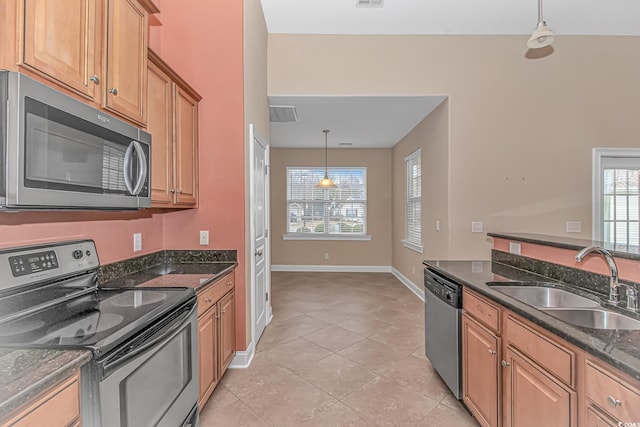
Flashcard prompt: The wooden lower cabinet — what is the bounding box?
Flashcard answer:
[1,371,80,427]
[197,272,236,409]
[502,346,576,427]
[462,313,501,427]
[585,406,619,427]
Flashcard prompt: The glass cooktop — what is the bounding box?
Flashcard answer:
[0,287,195,358]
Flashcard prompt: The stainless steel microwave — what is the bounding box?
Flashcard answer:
[0,71,151,210]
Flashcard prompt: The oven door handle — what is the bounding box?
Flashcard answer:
[100,302,196,378]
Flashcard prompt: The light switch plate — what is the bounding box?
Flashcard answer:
[199,230,209,246]
[133,233,142,252]
[471,221,483,233]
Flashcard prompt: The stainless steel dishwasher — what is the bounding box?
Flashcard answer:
[424,267,463,399]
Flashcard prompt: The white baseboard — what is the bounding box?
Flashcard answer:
[229,340,255,369]
[391,267,425,302]
[271,264,392,273]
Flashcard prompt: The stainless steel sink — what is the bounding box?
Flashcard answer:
[490,285,600,308]
[541,308,640,330]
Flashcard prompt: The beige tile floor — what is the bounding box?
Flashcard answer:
[200,272,479,427]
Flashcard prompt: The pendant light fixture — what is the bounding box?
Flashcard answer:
[527,0,555,49]
[316,129,337,189]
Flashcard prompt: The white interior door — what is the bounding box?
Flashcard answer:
[250,125,270,345]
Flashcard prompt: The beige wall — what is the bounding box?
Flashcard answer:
[243,0,269,346]
[392,100,450,284]
[268,35,640,259]
[270,148,392,266]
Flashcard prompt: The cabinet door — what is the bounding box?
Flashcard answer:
[462,314,500,427]
[198,306,218,409]
[173,85,198,206]
[22,0,101,98]
[219,290,235,373]
[503,346,576,427]
[104,0,147,125]
[147,59,173,205]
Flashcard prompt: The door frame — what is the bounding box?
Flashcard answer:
[249,124,272,350]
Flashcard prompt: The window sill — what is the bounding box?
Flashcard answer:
[283,234,372,241]
[402,240,423,253]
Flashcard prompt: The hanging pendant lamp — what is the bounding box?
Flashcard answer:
[316,130,337,189]
[527,0,555,49]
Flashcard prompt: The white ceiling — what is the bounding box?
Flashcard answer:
[263,1,639,149]
[269,96,446,148]
[260,0,640,36]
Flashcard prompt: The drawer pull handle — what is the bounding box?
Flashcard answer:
[205,298,212,303]
[227,281,232,286]
[501,360,510,368]
[607,396,621,408]
[488,349,496,356]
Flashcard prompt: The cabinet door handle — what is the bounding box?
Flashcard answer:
[488,349,496,356]
[607,396,622,408]
[89,75,100,84]
[170,189,176,194]
[222,309,226,314]
[109,87,118,95]
[255,249,263,257]
[501,360,510,368]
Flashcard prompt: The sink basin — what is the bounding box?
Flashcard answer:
[490,285,600,308]
[541,308,640,330]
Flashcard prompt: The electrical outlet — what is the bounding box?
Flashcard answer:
[566,221,582,233]
[471,221,483,233]
[133,233,142,252]
[435,220,440,232]
[199,230,209,246]
[324,252,329,260]
[509,242,521,255]
[471,261,484,273]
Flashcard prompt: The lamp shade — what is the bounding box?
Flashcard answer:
[316,175,337,189]
[527,22,555,49]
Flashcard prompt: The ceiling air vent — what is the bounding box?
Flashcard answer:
[356,0,384,7]
[269,105,298,123]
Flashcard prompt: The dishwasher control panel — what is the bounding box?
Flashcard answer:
[424,269,462,308]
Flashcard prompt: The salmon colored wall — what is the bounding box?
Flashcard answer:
[149,1,247,349]
[493,238,640,283]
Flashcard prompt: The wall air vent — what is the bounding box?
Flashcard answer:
[356,0,384,7]
[269,105,298,123]
[339,142,354,146]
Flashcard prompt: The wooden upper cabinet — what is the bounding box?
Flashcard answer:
[147,58,173,205]
[147,49,200,208]
[104,0,148,125]
[21,0,102,99]
[174,85,198,206]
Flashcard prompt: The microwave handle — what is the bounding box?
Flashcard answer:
[131,140,148,196]
[123,141,148,196]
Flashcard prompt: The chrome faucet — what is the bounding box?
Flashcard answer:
[620,283,639,312]
[575,246,620,305]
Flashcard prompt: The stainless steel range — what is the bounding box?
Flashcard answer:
[0,240,199,427]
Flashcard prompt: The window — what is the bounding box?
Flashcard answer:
[285,167,368,239]
[593,148,640,247]
[403,149,422,253]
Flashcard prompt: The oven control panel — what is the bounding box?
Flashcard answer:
[9,250,59,277]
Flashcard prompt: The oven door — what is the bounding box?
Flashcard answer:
[93,301,198,427]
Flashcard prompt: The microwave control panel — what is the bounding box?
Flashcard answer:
[9,251,59,277]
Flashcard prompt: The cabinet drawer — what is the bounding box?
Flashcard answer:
[4,372,80,427]
[504,315,574,386]
[197,273,234,317]
[463,289,501,332]
[586,406,618,427]
[585,359,640,423]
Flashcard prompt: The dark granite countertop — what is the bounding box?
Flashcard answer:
[0,348,91,421]
[100,262,237,291]
[488,232,640,261]
[423,260,640,382]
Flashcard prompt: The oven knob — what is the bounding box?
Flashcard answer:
[73,250,84,259]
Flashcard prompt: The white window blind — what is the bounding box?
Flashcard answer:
[286,167,367,235]
[405,150,422,249]
[599,156,640,246]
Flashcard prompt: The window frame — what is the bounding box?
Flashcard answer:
[592,147,640,246]
[402,149,423,253]
[283,166,371,241]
